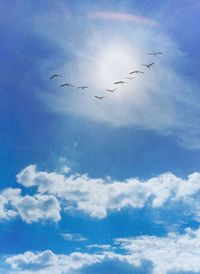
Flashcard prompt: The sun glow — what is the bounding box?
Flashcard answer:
[89,41,142,90]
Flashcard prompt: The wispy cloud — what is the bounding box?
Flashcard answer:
[40,15,200,149]
[18,0,200,149]
[88,11,159,27]
[61,233,87,242]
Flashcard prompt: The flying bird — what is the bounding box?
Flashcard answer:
[94,96,105,100]
[49,74,61,80]
[142,62,154,69]
[147,52,163,56]
[125,77,135,80]
[129,70,144,75]
[60,83,74,87]
[77,86,89,90]
[106,88,117,93]
[114,81,128,85]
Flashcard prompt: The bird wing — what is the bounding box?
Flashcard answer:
[77,86,88,89]
[50,74,61,79]
[148,52,163,55]
[106,88,117,92]
[129,71,136,74]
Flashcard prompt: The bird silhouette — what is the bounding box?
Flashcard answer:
[142,62,154,69]
[106,88,117,93]
[94,96,105,100]
[77,86,89,90]
[114,81,128,85]
[125,77,136,80]
[147,52,163,56]
[60,83,74,87]
[129,71,144,75]
[49,74,61,80]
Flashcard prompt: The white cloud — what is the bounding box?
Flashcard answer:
[0,189,18,220]
[57,157,71,174]
[5,227,200,274]
[6,250,56,271]
[16,165,200,219]
[87,244,113,251]
[1,165,200,223]
[115,227,200,274]
[0,188,23,220]
[61,233,87,242]
[14,194,61,224]
[0,187,61,223]
[59,165,71,174]
[6,250,104,274]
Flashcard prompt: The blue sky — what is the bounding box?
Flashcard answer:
[1,1,200,273]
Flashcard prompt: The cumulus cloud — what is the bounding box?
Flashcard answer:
[115,227,200,274]
[1,164,200,223]
[6,250,56,271]
[15,194,61,223]
[0,187,61,223]
[5,227,200,274]
[0,188,19,220]
[16,165,200,219]
[6,250,103,274]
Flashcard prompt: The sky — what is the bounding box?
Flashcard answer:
[1,0,200,273]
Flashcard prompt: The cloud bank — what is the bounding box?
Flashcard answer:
[16,165,200,219]
[5,227,200,274]
[1,164,200,223]
[12,165,200,220]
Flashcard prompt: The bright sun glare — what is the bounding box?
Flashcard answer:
[89,41,142,90]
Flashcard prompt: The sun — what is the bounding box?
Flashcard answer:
[89,41,142,90]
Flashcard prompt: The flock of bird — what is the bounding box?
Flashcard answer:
[49,52,163,100]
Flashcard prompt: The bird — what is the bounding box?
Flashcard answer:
[60,83,74,87]
[114,81,128,85]
[76,86,89,90]
[129,70,144,75]
[125,77,135,80]
[49,74,61,80]
[106,88,117,93]
[94,96,105,100]
[147,52,163,56]
[142,62,154,69]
